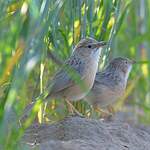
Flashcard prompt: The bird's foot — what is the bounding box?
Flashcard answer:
[68,111,84,118]
[94,106,113,120]
[65,99,84,118]
[100,111,113,120]
[107,105,115,114]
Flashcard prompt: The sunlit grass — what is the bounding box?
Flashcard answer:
[0,0,150,149]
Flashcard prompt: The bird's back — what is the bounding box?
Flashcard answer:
[85,71,126,107]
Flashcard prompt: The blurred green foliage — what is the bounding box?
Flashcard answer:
[0,0,150,149]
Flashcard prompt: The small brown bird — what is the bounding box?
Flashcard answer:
[85,57,135,116]
[46,38,106,113]
[21,38,107,122]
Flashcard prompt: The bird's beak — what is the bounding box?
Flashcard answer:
[95,41,107,48]
[131,59,136,64]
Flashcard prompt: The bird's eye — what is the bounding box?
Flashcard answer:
[88,45,92,48]
[125,61,128,64]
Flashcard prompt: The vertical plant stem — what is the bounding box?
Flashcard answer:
[71,0,75,47]
[89,0,93,36]
[104,0,121,65]
[38,63,45,123]
[79,0,82,39]
[82,0,87,38]
[99,0,113,40]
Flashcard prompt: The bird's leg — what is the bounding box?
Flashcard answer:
[107,105,115,115]
[94,106,112,118]
[85,105,93,118]
[65,99,74,114]
[65,99,83,117]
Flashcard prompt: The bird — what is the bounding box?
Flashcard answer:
[45,37,107,114]
[84,57,135,117]
[21,37,107,122]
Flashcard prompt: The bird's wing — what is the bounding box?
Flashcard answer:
[49,57,85,94]
[94,71,122,90]
[91,72,113,97]
[93,72,115,91]
[94,72,107,84]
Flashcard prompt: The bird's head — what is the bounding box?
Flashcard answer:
[73,37,107,59]
[109,57,135,80]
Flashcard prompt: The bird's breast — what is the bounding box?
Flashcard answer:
[62,59,99,101]
[82,60,99,94]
